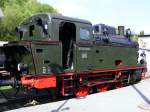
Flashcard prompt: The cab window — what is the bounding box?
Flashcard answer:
[80,28,90,40]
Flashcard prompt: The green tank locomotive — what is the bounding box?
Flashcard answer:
[0,13,146,101]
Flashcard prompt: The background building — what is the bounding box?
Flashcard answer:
[138,35,150,73]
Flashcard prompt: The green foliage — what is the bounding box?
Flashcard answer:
[131,35,139,42]
[0,0,57,41]
[0,0,10,9]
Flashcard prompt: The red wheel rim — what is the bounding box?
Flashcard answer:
[74,87,89,97]
[97,85,109,92]
[116,83,123,89]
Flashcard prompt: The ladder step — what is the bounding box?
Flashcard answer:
[64,78,73,81]
[64,93,73,96]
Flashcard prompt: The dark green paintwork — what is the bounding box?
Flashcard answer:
[74,43,138,72]
[2,13,141,75]
[31,42,62,74]
[93,45,138,69]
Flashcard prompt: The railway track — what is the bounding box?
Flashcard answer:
[0,92,74,111]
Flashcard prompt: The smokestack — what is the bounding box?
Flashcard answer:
[118,26,125,36]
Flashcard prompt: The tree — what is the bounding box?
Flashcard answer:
[0,0,57,41]
[131,35,139,42]
[0,0,10,9]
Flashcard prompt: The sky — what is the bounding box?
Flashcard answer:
[38,0,150,34]
[0,8,4,17]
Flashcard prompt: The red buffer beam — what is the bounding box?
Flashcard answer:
[21,75,56,89]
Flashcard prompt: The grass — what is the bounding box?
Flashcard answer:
[0,86,12,90]
[0,86,13,93]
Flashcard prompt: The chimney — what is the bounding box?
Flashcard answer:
[118,26,125,36]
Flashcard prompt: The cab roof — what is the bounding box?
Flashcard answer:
[21,13,92,25]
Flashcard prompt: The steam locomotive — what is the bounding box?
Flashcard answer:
[0,13,146,102]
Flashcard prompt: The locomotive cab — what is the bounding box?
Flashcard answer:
[13,13,93,75]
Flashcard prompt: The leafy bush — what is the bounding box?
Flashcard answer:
[0,0,57,41]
